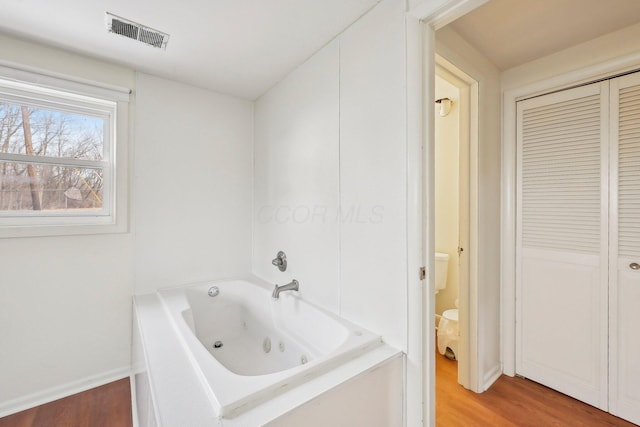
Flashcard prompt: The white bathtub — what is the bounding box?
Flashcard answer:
[157,279,382,419]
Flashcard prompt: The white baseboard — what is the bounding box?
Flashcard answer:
[0,366,131,418]
[482,363,502,392]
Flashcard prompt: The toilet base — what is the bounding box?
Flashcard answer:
[443,347,457,361]
[437,309,459,361]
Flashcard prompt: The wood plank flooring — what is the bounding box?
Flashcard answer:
[436,353,638,426]
[2,364,637,427]
[0,378,133,427]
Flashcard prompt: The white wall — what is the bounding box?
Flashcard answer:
[0,34,255,415]
[253,0,408,350]
[434,75,460,316]
[134,73,253,293]
[436,26,502,389]
[0,34,135,413]
[502,22,640,92]
[253,41,340,312]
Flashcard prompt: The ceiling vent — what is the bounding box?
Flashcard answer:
[106,12,169,50]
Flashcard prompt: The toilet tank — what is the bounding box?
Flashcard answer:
[435,252,449,293]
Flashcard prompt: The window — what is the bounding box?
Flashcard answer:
[0,65,129,237]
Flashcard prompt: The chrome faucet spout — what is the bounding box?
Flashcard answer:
[272,279,299,299]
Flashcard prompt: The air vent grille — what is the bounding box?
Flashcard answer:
[106,12,169,50]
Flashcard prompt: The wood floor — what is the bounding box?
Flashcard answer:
[0,378,133,427]
[436,353,638,426]
[2,366,637,426]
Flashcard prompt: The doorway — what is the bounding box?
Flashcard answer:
[433,57,478,391]
[406,2,499,424]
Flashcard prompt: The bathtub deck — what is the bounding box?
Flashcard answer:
[0,378,132,427]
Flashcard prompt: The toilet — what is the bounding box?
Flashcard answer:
[434,252,449,294]
[438,308,458,360]
[435,252,458,360]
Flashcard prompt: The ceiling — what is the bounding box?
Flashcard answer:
[0,0,379,100]
[448,0,640,70]
[4,1,639,100]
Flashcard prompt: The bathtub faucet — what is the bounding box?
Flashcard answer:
[272,279,299,299]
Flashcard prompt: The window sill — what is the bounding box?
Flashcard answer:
[0,218,127,238]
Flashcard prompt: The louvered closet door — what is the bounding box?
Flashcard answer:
[516,82,609,410]
[609,73,640,425]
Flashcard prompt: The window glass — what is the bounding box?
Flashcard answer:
[0,162,103,213]
[0,103,105,161]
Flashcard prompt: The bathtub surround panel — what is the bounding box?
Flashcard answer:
[0,34,135,414]
[253,0,408,353]
[253,41,341,313]
[134,73,253,293]
[338,0,408,350]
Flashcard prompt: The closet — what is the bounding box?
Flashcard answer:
[515,72,640,425]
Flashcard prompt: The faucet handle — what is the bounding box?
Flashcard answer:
[272,251,287,272]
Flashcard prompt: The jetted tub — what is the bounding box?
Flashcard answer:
[157,279,382,419]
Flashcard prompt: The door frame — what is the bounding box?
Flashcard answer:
[435,57,479,390]
[406,1,487,425]
[501,51,640,376]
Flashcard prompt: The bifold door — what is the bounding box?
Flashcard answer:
[516,82,609,410]
[517,74,640,424]
[609,73,640,425]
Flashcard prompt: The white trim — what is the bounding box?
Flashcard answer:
[0,68,130,238]
[607,78,620,414]
[0,152,107,169]
[422,24,437,427]
[412,0,488,29]
[0,60,131,102]
[0,366,131,418]
[435,56,480,393]
[405,12,424,427]
[501,51,640,377]
[482,363,502,391]
[406,1,488,425]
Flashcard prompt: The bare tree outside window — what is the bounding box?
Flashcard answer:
[0,102,105,213]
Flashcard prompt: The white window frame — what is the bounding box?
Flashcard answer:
[0,63,130,238]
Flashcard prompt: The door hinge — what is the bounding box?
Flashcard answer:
[420,267,426,280]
